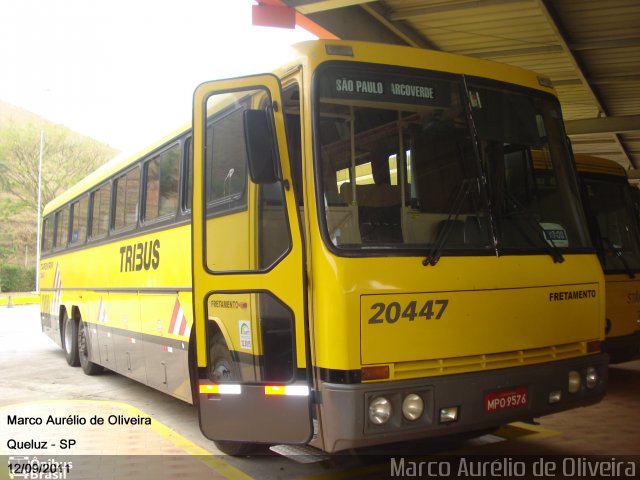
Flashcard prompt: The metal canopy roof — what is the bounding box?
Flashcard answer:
[277,0,640,176]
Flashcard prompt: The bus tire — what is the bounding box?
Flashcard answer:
[210,334,257,456]
[214,439,257,457]
[63,312,80,367]
[209,333,240,382]
[78,320,103,375]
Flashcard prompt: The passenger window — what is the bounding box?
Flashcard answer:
[42,215,54,252]
[70,195,89,244]
[144,144,180,222]
[114,167,140,230]
[184,138,193,211]
[90,184,111,239]
[55,206,70,249]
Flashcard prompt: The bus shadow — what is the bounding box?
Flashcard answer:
[607,359,640,395]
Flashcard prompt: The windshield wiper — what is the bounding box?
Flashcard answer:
[461,75,499,258]
[423,178,473,266]
[503,192,565,263]
[601,237,635,279]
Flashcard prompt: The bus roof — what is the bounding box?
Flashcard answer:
[43,39,555,215]
[288,39,553,93]
[574,154,627,178]
[43,120,190,215]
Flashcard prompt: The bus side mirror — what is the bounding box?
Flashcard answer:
[244,109,279,184]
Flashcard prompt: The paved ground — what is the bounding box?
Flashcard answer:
[1,305,638,479]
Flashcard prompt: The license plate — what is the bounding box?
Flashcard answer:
[484,386,528,413]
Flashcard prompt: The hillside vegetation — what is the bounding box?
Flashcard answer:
[0,100,118,291]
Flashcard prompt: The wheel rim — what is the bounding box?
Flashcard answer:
[212,361,233,382]
[64,317,73,355]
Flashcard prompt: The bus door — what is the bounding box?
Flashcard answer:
[192,74,313,445]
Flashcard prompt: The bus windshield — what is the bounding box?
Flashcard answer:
[584,177,640,273]
[315,65,591,256]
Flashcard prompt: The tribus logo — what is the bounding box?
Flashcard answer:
[119,239,160,272]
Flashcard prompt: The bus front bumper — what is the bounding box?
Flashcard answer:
[316,354,607,453]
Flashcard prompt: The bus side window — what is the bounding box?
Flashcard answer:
[113,167,140,231]
[54,206,70,250]
[42,215,54,253]
[70,195,89,245]
[144,144,180,222]
[90,183,111,239]
[183,137,193,212]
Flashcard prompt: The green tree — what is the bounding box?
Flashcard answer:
[0,117,117,274]
[0,264,35,292]
[0,123,116,212]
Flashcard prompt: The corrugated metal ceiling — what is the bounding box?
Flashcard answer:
[280,0,640,175]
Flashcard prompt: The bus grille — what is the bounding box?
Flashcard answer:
[390,342,588,380]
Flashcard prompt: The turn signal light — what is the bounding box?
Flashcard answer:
[586,340,601,353]
[199,384,241,395]
[361,365,390,381]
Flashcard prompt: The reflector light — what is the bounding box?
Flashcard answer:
[199,384,241,395]
[265,385,310,396]
[586,340,601,353]
[361,365,390,381]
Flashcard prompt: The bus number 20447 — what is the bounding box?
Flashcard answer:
[368,299,449,324]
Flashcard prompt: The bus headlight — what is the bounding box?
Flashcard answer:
[585,367,598,389]
[568,370,581,393]
[369,396,392,425]
[402,394,424,421]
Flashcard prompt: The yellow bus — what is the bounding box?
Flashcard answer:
[41,40,607,455]
[575,154,640,362]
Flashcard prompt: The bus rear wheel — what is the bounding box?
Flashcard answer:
[209,333,257,456]
[63,312,80,367]
[78,320,102,375]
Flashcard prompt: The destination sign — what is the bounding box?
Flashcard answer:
[321,71,451,107]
